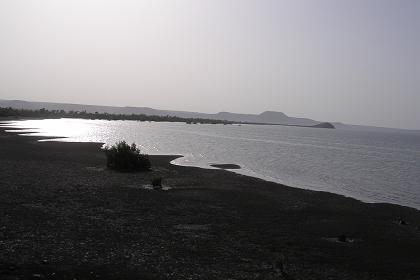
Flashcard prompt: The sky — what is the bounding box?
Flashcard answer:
[0,0,419,129]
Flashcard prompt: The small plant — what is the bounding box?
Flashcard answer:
[151,177,162,187]
[104,141,151,172]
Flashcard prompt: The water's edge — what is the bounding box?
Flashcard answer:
[1,120,418,212]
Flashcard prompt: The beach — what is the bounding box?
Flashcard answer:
[1,123,420,279]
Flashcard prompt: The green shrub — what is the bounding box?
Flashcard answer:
[104,141,151,172]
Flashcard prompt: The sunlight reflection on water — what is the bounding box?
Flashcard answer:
[2,118,420,209]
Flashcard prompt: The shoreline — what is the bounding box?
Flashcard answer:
[2,119,418,211]
[1,122,420,279]
[2,118,420,212]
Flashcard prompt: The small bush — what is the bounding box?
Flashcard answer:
[151,177,162,187]
[104,141,151,172]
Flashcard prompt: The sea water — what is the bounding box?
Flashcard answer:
[3,118,420,209]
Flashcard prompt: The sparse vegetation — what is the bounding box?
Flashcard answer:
[0,107,232,125]
[104,141,151,172]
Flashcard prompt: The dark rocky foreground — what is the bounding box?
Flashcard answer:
[1,123,420,279]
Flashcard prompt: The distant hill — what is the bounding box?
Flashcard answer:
[312,122,336,129]
[0,99,328,127]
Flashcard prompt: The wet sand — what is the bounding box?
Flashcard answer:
[1,122,420,279]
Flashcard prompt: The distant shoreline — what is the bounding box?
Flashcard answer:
[242,121,335,129]
[0,106,335,129]
[3,99,420,131]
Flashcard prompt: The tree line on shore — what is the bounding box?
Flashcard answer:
[0,107,233,125]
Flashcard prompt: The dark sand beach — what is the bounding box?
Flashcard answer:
[1,122,420,280]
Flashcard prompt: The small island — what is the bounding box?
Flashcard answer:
[210,163,241,169]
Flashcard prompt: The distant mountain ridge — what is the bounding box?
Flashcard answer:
[0,99,325,126]
[2,99,418,131]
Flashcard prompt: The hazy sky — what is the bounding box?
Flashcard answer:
[0,0,419,129]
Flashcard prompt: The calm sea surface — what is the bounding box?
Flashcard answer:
[3,119,420,209]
